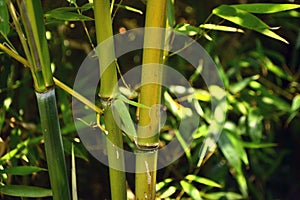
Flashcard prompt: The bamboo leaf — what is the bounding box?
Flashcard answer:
[156,178,173,191]
[212,5,288,43]
[203,192,244,200]
[229,75,259,94]
[185,174,222,188]
[112,98,137,140]
[0,0,10,36]
[242,141,277,148]
[45,11,93,21]
[117,94,150,109]
[159,186,176,198]
[219,131,248,196]
[213,5,270,30]
[0,166,46,175]
[258,28,288,44]
[167,0,175,27]
[232,3,300,14]
[199,24,244,33]
[291,94,300,112]
[180,180,202,200]
[175,23,203,36]
[116,4,143,15]
[0,185,52,197]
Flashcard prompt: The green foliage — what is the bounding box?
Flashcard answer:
[0,0,9,37]
[0,0,299,199]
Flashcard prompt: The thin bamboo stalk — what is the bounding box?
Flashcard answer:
[135,0,167,199]
[36,90,71,200]
[15,1,71,199]
[94,1,127,200]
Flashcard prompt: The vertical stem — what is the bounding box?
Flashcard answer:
[94,1,127,200]
[36,90,71,200]
[16,1,71,199]
[135,0,167,199]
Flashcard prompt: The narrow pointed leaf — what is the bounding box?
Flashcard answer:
[0,185,52,197]
[185,174,222,188]
[212,5,288,43]
[117,94,150,109]
[180,180,202,200]
[213,5,270,30]
[258,28,288,44]
[0,166,46,175]
[232,4,300,14]
[200,24,244,33]
[45,12,93,21]
[159,186,176,198]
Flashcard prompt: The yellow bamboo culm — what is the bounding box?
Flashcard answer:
[135,0,167,199]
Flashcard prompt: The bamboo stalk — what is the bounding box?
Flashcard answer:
[135,0,167,199]
[36,90,71,200]
[94,1,127,200]
[16,1,71,199]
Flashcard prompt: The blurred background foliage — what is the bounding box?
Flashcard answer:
[0,0,300,199]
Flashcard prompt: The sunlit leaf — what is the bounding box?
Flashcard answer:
[164,91,193,119]
[291,94,300,112]
[232,3,300,14]
[116,5,143,15]
[0,0,10,36]
[67,0,77,4]
[185,174,222,188]
[248,108,263,143]
[0,185,52,197]
[213,5,288,43]
[258,28,288,44]
[0,166,46,175]
[159,186,177,198]
[156,178,173,191]
[180,180,202,200]
[193,90,211,102]
[203,191,244,200]
[286,94,300,124]
[175,23,203,36]
[200,24,244,33]
[213,5,270,29]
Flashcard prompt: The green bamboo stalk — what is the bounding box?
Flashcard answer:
[16,1,71,199]
[36,90,71,200]
[135,0,167,199]
[94,1,127,200]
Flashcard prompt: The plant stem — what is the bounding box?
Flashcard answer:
[16,1,71,199]
[36,89,71,200]
[135,0,167,199]
[94,1,127,200]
